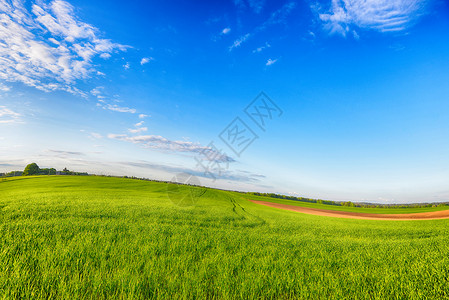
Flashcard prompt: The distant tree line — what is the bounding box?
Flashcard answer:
[0,163,88,178]
[247,192,449,209]
[59,167,88,176]
[0,170,23,177]
[248,192,343,206]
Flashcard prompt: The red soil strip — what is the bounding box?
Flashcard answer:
[248,200,449,220]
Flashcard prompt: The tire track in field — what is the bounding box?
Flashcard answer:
[224,193,266,226]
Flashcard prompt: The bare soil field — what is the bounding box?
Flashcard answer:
[249,200,449,220]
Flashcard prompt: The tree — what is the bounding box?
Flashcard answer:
[23,163,40,176]
[40,168,56,175]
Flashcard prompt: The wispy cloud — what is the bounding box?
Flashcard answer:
[0,0,128,95]
[139,114,149,119]
[123,62,130,70]
[108,133,235,163]
[0,82,11,91]
[128,127,148,133]
[266,58,278,66]
[248,0,266,14]
[90,86,104,97]
[253,42,271,53]
[316,0,429,36]
[89,132,103,139]
[140,57,154,65]
[46,149,85,156]
[229,2,296,50]
[222,27,231,35]
[128,120,148,133]
[261,1,296,29]
[229,33,251,51]
[212,27,232,42]
[90,86,140,115]
[233,0,266,14]
[0,106,21,124]
[123,160,265,183]
[103,104,137,114]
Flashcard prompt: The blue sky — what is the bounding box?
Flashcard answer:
[1,0,449,203]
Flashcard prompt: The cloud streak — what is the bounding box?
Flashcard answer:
[0,82,10,91]
[108,133,235,163]
[253,42,270,53]
[221,27,231,35]
[140,57,153,65]
[229,2,296,50]
[229,33,251,51]
[233,0,266,14]
[102,104,137,114]
[121,161,265,183]
[0,0,128,95]
[128,127,148,133]
[0,106,21,124]
[316,0,429,36]
[266,58,278,66]
[46,149,85,156]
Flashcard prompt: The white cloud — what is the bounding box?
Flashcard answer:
[103,104,136,114]
[0,106,21,124]
[262,1,296,28]
[266,58,278,66]
[212,27,232,42]
[0,0,128,95]
[139,114,149,119]
[248,0,266,14]
[89,132,103,139]
[229,2,296,50]
[253,42,271,53]
[90,86,104,96]
[229,33,251,51]
[108,133,235,163]
[128,127,148,133]
[129,120,147,133]
[0,82,11,91]
[123,62,130,70]
[222,27,231,35]
[140,57,154,65]
[317,0,428,36]
[233,0,266,14]
[46,149,85,156]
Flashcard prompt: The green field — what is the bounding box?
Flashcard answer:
[1,176,449,299]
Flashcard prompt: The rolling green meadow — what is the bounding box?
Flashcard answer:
[1,176,449,299]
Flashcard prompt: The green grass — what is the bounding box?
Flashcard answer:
[1,176,449,299]
[245,194,449,214]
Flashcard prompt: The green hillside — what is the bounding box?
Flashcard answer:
[1,176,448,299]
